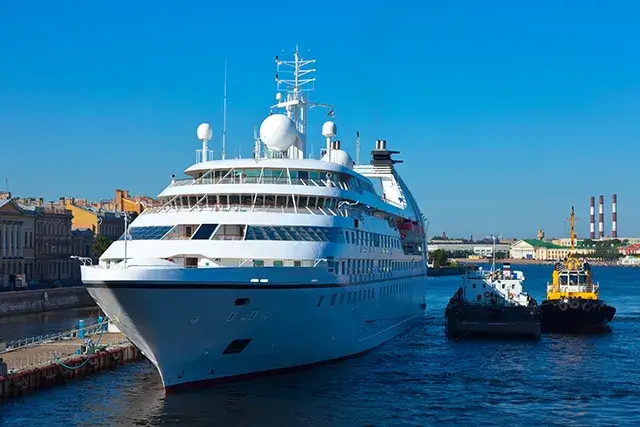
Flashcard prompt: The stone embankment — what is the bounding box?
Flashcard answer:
[0,286,96,317]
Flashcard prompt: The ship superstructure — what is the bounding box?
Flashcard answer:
[80,47,429,390]
[445,241,540,339]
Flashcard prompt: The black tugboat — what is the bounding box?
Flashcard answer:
[540,206,616,334]
[445,260,541,339]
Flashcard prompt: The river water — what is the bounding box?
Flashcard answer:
[1,265,640,426]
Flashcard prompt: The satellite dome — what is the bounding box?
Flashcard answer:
[321,149,354,169]
[259,114,299,151]
[322,121,337,138]
[197,123,213,141]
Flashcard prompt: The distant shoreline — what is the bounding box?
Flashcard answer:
[449,258,627,267]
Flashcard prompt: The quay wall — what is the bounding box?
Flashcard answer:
[428,266,465,277]
[0,343,143,401]
[0,287,96,317]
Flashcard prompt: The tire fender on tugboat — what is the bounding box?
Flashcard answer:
[559,302,569,311]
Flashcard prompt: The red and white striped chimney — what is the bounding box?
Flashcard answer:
[598,195,604,238]
[589,196,595,239]
[612,194,617,238]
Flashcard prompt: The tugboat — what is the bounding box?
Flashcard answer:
[540,206,616,334]
[445,253,541,339]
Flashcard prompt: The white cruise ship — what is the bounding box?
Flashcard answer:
[80,47,429,391]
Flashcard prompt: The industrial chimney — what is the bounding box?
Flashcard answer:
[612,194,617,238]
[598,195,604,239]
[589,196,595,239]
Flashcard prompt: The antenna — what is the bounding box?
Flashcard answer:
[272,46,333,159]
[222,60,228,160]
[123,212,131,269]
[356,131,361,165]
[253,125,260,161]
[4,177,8,193]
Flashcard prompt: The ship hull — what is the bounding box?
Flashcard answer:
[82,266,428,390]
[445,303,541,339]
[540,299,616,334]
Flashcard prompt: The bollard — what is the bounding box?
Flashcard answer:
[78,320,85,339]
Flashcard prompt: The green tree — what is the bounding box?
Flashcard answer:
[93,235,113,259]
[428,249,449,268]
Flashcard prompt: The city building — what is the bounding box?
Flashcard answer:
[428,240,511,256]
[510,239,595,261]
[0,195,35,287]
[619,243,640,256]
[28,203,75,284]
[552,237,640,246]
[71,228,95,282]
[62,198,126,241]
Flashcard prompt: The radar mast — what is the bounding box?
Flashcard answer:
[272,45,333,159]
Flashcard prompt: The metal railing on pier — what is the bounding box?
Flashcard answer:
[0,319,111,355]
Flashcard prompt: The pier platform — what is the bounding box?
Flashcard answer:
[0,324,144,400]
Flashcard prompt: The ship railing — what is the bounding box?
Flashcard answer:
[170,176,347,188]
[0,319,111,355]
[546,283,600,294]
[141,203,349,217]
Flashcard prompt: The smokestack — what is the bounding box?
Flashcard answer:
[612,194,617,238]
[589,196,595,239]
[598,195,604,238]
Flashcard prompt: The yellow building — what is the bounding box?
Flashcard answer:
[63,198,125,241]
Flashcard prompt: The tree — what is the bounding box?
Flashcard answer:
[428,249,449,268]
[93,235,113,259]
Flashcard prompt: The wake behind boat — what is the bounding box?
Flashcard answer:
[80,47,429,391]
[445,260,541,339]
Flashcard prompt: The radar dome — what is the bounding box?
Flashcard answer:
[321,149,354,169]
[322,121,337,138]
[259,114,299,151]
[197,123,213,141]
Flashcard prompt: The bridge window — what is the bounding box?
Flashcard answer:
[245,226,345,243]
[192,224,218,240]
[118,226,172,240]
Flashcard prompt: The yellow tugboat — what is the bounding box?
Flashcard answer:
[540,206,616,333]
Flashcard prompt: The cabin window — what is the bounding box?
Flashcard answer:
[253,260,264,267]
[273,260,283,267]
[294,260,301,267]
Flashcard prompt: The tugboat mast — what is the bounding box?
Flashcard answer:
[566,206,579,270]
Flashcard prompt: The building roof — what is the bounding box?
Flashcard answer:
[76,205,123,219]
[0,199,26,214]
[521,239,565,249]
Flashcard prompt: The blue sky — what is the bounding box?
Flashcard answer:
[1,0,638,239]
